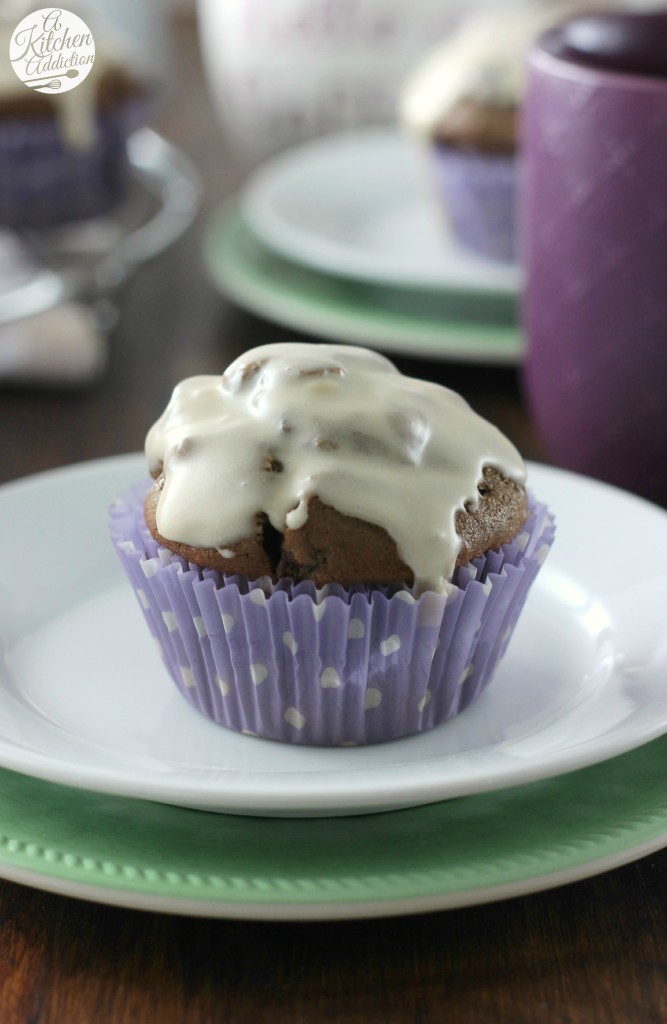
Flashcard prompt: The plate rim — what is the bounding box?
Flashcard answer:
[0,733,664,919]
[2,454,667,817]
[204,202,523,366]
[2,834,667,920]
[240,127,521,296]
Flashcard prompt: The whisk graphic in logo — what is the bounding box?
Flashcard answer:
[8,7,95,94]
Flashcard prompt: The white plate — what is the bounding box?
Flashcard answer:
[1,455,666,818]
[204,204,522,366]
[241,129,521,295]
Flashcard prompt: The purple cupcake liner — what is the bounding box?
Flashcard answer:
[0,98,147,229]
[109,483,555,746]
[432,146,518,263]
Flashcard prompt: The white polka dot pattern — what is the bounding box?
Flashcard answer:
[283,631,298,655]
[250,663,268,685]
[162,611,177,632]
[380,635,401,656]
[284,707,306,729]
[418,690,432,713]
[320,667,341,689]
[110,485,554,746]
[459,664,474,685]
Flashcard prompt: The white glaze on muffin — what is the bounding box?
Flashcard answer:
[145,343,527,594]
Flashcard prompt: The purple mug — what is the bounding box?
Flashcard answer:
[521,11,667,505]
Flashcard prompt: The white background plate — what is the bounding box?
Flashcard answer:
[241,129,521,295]
[204,205,522,366]
[1,455,666,817]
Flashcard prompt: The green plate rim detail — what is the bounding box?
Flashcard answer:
[203,202,523,365]
[0,734,664,910]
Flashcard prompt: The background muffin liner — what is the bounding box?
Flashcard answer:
[0,99,146,229]
[432,146,518,263]
[109,483,554,747]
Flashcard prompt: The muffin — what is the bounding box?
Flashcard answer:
[399,2,603,262]
[110,343,555,745]
[0,7,150,228]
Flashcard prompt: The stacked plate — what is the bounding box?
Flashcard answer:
[0,455,667,918]
[204,129,523,364]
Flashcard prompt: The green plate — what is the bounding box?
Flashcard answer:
[203,203,523,365]
[0,735,665,919]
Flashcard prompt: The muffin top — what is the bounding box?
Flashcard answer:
[399,1,601,143]
[145,343,527,594]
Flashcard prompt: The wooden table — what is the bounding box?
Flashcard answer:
[0,15,665,1023]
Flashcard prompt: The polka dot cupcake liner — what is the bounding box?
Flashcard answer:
[0,98,147,229]
[431,146,518,263]
[109,484,555,746]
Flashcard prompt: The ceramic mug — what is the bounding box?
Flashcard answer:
[521,10,667,505]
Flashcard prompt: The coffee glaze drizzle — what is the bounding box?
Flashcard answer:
[145,343,526,594]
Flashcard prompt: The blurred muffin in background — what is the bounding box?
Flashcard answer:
[400,1,613,263]
[0,4,152,229]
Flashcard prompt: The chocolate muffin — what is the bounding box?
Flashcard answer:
[110,341,554,746]
[144,466,528,588]
[143,343,529,593]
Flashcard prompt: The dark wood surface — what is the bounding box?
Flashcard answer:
[0,15,665,1024]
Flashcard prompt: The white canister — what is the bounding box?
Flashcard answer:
[197,0,489,164]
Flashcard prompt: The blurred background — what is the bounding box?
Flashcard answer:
[0,0,665,497]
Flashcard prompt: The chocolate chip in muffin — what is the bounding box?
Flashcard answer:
[261,453,284,473]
